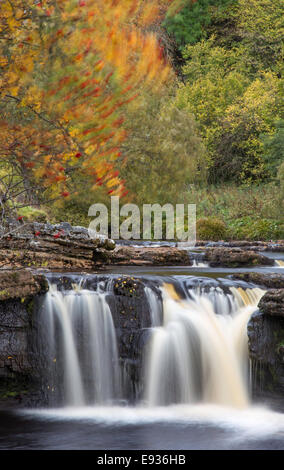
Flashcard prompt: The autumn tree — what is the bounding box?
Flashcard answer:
[0,0,182,230]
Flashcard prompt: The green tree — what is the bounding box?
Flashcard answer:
[211,73,281,183]
[235,0,284,72]
[163,0,234,49]
[262,120,284,178]
[119,92,206,206]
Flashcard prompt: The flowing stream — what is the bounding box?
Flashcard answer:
[2,267,284,450]
[39,276,264,409]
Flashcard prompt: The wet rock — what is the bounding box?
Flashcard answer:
[0,269,49,405]
[248,289,284,396]
[0,298,33,380]
[103,246,192,266]
[231,272,284,289]
[204,247,274,267]
[196,240,284,251]
[104,276,160,401]
[258,289,284,317]
[248,310,284,395]
[0,269,48,301]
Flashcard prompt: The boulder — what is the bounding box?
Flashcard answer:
[98,246,192,266]
[0,222,115,270]
[231,272,284,289]
[204,247,274,267]
[248,289,284,396]
[0,269,48,301]
[258,289,284,317]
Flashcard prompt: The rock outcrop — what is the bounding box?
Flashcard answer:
[231,272,284,289]
[258,290,284,317]
[98,245,192,266]
[0,269,48,301]
[248,289,284,396]
[0,269,49,406]
[204,247,274,267]
[0,222,115,271]
[196,240,284,251]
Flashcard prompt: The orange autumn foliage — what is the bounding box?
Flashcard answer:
[0,0,182,200]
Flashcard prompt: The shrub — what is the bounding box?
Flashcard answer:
[17,206,48,223]
[228,217,284,241]
[197,216,228,241]
[119,92,207,206]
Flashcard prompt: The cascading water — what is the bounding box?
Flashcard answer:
[144,283,265,409]
[40,283,121,406]
[38,275,265,410]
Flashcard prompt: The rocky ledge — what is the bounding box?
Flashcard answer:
[94,245,275,268]
[248,288,284,396]
[0,222,280,269]
[99,245,192,266]
[0,222,115,271]
[231,272,284,289]
[204,247,274,267]
[258,289,284,317]
[0,269,48,301]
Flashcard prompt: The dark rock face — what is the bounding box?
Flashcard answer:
[105,276,156,401]
[0,299,32,377]
[248,289,284,396]
[0,270,49,407]
[205,247,274,267]
[0,298,40,407]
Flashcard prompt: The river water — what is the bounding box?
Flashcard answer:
[0,252,283,450]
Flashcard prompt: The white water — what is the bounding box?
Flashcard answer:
[19,404,284,439]
[192,260,209,267]
[145,283,265,409]
[144,286,162,327]
[42,279,266,411]
[43,285,121,406]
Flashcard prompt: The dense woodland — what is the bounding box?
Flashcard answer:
[0,0,283,240]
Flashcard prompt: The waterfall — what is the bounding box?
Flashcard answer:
[40,283,121,407]
[144,283,265,409]
[38,275,265,410]
[144,286,163,327]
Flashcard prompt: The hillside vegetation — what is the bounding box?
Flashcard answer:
[1,0,283,241]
